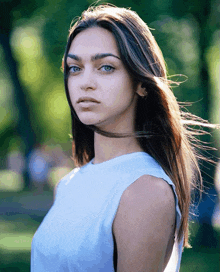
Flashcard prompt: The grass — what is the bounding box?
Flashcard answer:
[181,249,220,271]
[0,214,41,271]
[180,224,220,272]
[0,190,219,271]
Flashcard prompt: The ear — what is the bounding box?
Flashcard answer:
[136,83,147,97]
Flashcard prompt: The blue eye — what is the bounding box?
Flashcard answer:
[69,66,81,73]
[100,65,115,72]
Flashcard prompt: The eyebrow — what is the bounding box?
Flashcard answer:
[67,53,120,62]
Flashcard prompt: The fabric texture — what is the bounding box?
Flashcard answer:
[31,152,183,271]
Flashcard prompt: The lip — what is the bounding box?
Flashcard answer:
[77,97,100,104]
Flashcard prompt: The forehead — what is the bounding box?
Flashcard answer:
[68,27,119,56]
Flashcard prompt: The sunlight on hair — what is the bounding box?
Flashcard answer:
[154,76,167,89]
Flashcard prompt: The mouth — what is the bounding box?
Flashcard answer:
[77,97,100,104]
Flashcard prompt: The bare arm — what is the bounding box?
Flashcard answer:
[113,175,176,272]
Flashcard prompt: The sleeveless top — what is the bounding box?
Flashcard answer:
[31,152,184,272]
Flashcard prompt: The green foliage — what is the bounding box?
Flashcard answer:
[0,0,219,160]
[149,15,203,116]
[0,170,24,192]
[40,0,89,69]
[0,46,15,133]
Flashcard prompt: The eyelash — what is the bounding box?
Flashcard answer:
[100,65,115,72]
[68,66,81,73]
[67,65,115,74]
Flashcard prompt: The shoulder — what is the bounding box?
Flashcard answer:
[113,175,176,271]
[120,175,175,214]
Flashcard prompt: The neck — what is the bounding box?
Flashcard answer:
[93,132,143,164]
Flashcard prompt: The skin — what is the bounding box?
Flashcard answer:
[113,175,175,272]
[67,27,144,163]
[67,27,176,271]
[67,27,140,131]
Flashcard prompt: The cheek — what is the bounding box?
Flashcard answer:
[66,84,77,111]
[67,80,76,99]
[67,78,72,92]
[104,91,135,114]
[107,83,134,105]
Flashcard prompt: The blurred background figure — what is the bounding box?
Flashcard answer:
[7,150,25,175]
[27,142,73,193]
[27,145,50,193]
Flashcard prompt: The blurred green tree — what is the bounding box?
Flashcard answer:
[0,0,41,188]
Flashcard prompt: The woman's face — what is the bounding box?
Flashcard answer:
[67,27,140,132]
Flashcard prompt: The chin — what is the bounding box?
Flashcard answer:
[77,112,108,126]
[77,113,110,128]
[78,117,100,126]
[75,112,97,125]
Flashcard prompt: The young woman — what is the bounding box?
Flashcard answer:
[31,4,213,271]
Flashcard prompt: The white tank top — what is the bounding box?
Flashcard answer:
[31,152,183,271]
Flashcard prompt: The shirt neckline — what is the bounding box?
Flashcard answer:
[88,151,148,168]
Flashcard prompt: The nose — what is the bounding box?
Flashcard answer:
[80,68,96,91]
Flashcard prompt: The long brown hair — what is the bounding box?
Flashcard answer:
[63,4,217,247]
